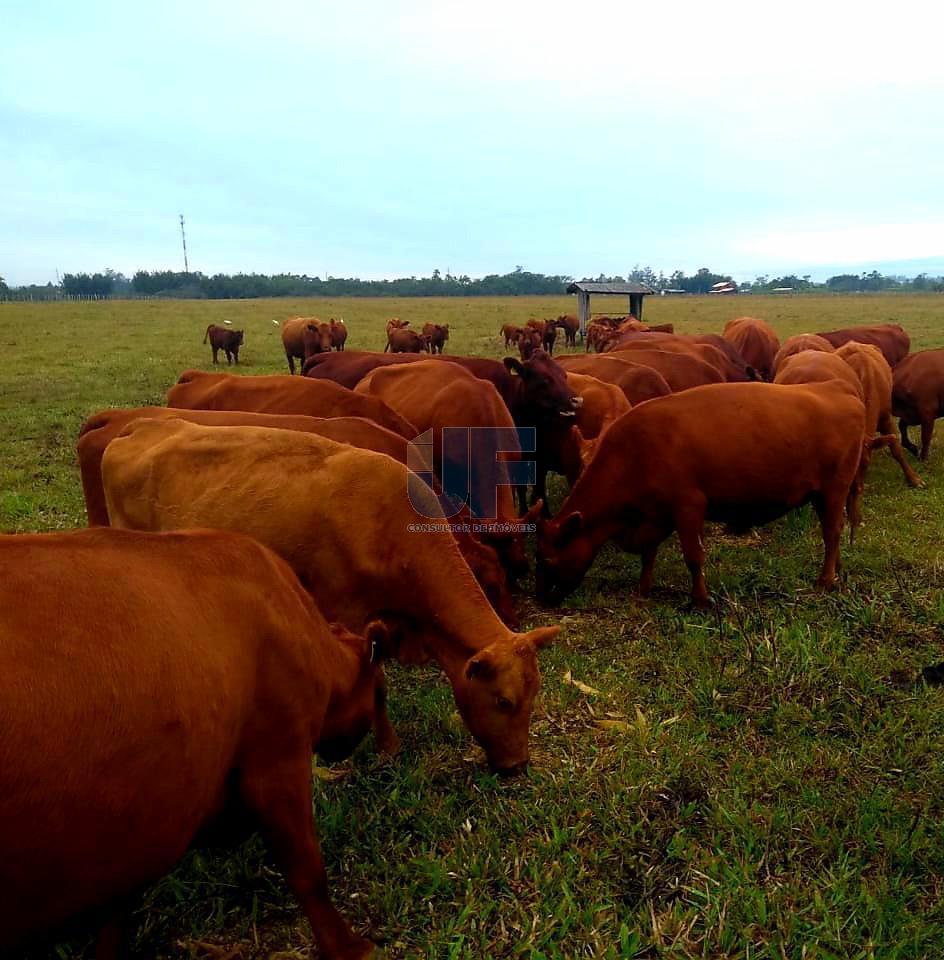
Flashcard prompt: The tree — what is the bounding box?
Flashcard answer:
[0,275,8,296]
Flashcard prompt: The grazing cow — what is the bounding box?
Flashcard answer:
[302,349,580,509]
[553,372,632,483]
[772,334,835,375]
[387,328,430,353]
[356,360,538,578]
[281,316,320,374]
[166,370,418,440]
[501,323,523,348]
[723,317,780,381]
[893,348,944,461]
[78,408,418,527]
[556,314,579,347]
[556,355,673,406]
[534,320,557,354]
[536,381,866,608]
[818,323,911,367]
[609,334,756,382]
[102,421,559,772]
[303,321,333,360]
[421,322,449,354]
[773,349,863,398]
[203,324,244,365]
[0,527,392,960]
[604,346,724,392]
[303,350,428,385]
[77,406,516,628]
[329,318,348,351]
[835,342,923,529]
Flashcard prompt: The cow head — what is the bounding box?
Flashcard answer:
[317,620,399,762]
[304,322,332,355]
[504,351,580,419]
[234,330,245,345]
[534,511,595,605]
[454,625,559,773]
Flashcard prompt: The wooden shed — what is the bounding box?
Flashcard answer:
[566,281,655,337]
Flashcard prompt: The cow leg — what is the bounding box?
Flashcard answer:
[637,542,659,597]
[675,505,710,608]
[900,419,918,456]
[234,349,239,365]
[286,353,296,375]
[211,346,219,365]
[920,419,935,461]
[814,493,844,591]
[846,473,864,545]
[225,349,233,365]
[879,413,923,486]
[242,757,374,960]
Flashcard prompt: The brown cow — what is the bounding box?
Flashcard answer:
[818,323,910,367]
[203,324,244,365]
[166,370,417,440]
[281,316,320,374]
[387,327,430,353]
[500,323,523,348]
[422,322,449,354]
[531,319,557,354]
[0,526,392,959]
[303,321,333,359]
[771,334,835,375]
[302,350,580,510]
[77,407,517,628]
[556,354,673,406]
[556,314,579,347]
[383,318,411,352]
[356,360,539,577]
[609,333,755,382]
[585,319,616,353]
[329,318,348,351]
[605,346,724,392]
[536,381,866,608]
[773,349,863,398]
[723,317,780,381]
[893,348,944,461]
[518,325,543,359]
[102,421,559,772]
[836,342,924,530]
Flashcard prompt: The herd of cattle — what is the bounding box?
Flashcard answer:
[4,310,944,958]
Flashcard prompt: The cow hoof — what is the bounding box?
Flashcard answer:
[815,578,838,593]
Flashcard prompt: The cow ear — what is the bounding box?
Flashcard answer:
[465,656,497,682]
[524,625,559,651]
[504,357,524,375]
[557,511,584,547]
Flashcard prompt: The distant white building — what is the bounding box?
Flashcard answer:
[709,280,738,295]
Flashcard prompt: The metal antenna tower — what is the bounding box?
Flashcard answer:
[179,214,189,272]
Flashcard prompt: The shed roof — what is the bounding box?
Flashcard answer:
[566,281,655,295]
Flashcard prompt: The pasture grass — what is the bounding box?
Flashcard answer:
[3,294,944,958]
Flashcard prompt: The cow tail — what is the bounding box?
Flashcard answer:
[203,324,213,344]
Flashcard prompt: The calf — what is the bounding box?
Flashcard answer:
[167,369,417,440]
[203,324,244,365]
[103,420,559,773]
[0,527,391,960]
[387,327,430,353]
[422,322,449,354]
[893,348,944,461]
[501,323,523,348]
[536,381,866,608]
[556,314,579,347]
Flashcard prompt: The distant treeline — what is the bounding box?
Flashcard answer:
[2,265,942,301]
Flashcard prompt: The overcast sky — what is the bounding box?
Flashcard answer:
[3,0,943,285]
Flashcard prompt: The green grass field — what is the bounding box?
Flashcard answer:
[3,294,944,959]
